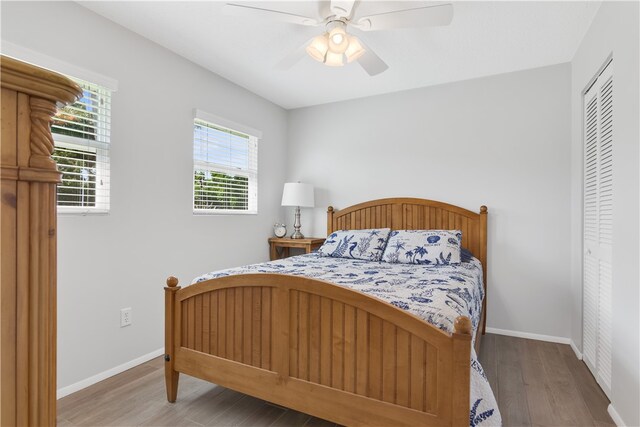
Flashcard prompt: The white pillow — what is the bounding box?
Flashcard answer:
[382,230,462,265]
[319,228,391,261]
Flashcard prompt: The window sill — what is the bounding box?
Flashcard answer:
[57,208,109,216]
[193,209,257,216]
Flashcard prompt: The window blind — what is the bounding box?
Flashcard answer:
[51,77,111,214]
[193,118,258,214]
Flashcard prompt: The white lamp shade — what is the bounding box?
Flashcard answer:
[328,26,349,54]
[345,36,366,63]
[281,183,314,207]
[306,34,329,62]
[324,50,344,67]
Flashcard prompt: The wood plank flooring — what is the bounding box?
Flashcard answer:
[58,334,614,426]
[479,334,614,427]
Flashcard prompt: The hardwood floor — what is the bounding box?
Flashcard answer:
[58,334,614,426]
[479,334,614,427]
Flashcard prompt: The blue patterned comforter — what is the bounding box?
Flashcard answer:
[193,252,501,426]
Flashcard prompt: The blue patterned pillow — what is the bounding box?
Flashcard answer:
[319,229,391,261]
[382,230,462,265]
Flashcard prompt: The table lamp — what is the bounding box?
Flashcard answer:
[281,182,314,239]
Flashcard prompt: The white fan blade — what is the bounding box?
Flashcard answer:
[223,3,320,27]
[275,38,315,70]
[330,0,356,18]
[353,3,453,31]
[357,43,388,76]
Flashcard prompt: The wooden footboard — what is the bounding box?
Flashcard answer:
[164,274,472,427]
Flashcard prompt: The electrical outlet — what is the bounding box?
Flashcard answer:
[120,307,132,327]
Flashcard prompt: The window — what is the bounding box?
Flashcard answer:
[51,77,111,214]
[193,113,258,214]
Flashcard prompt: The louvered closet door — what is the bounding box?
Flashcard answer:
[583,60,613,399]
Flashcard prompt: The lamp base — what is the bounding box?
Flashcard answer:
[291,205,304,239]
[290,230,305,239]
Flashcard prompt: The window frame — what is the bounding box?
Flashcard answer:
[192,110,261,216]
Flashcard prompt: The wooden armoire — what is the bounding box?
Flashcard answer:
[1,56,81,425]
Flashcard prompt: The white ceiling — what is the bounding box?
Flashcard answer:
[79,1,601,109]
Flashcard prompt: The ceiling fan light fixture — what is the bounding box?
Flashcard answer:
[344,35,365,62]
[227,1,455,76]
[324,50,344,67]
[306,34,329,62]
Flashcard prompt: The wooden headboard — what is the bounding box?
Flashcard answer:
[327,197,488,289]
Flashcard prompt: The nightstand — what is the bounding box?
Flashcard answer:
[268,237,325,261]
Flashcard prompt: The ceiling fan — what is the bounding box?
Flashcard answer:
[223,1,454,76]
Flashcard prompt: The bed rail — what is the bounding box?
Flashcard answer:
[164,274,472,426]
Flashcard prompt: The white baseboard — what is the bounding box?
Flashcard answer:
[486,327,584,360]
[486,327,572,344]
[56,348,163,399]
[569,340,583,360]
[608,403,626,427]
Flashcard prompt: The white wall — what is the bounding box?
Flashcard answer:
[287,64,573,340]
[1,1,288,390]
[570,2,639,425]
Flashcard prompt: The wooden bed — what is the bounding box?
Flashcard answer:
[164,198,488,426]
